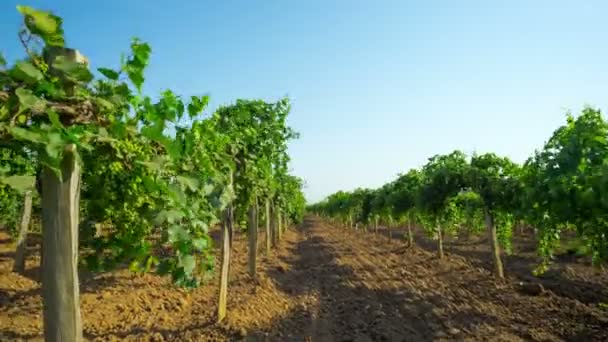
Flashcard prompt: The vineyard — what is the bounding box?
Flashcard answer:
[0,4,607,342]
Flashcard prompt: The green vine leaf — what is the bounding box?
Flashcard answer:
[92,97,114,111]
[46,108,63,129]
[11,61,44,83]
[51,55,94,83]
[155,210,184,226]
[1,5,306,291]
[16,87,46,112]
[167,225,189,244]
[98,67,119,80]
[8,126,45,144]
[187,95,209,118]
[178,254,196,276]
[0,175,35,194]
[45,131,64,161]
[17,5,64,46]
[124,38,151,92]
[176,175,199,192]
[192,237,208,252]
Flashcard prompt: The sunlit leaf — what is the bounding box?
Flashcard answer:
[93,97,114,111]
[47,108,63,128]
[8,126,45,144]
[124,38,151,92]
[202,183,215,196]
[0,175,35,193]
[176,175,199,192]
[154,210,184,226]
[178,254,196,276]
[187,95,209,118]
[192,238,208,252]
[98,67,119,80]
[15,88,46,112]
[17,6,64,46]
[11,61,44,83]
[167,224,189,243]
[45,132,64,162]
[51,55,93,83]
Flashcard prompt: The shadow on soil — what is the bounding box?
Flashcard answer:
[244,218,515,341]
[82,321,234,341]
[357,224,607,307]
[390,227,608,306]
[0,287,41,316]
[0,331,40,341]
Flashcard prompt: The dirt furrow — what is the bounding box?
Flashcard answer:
[273,216,608,341]
[1,216,607,341]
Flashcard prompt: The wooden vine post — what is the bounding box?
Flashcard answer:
[13,189,33,274]
[284,213,289,233]
[217,192,234,322]
[437,223,444,259]
[247,196,258,279]
[277,209,283,241]
[270,202,277,247]
[265,199,271,254]
[41,144,83,342]
[406,220,414,247]
[374,216,378,235]
[40,47,89,342]
[485,208,504,278]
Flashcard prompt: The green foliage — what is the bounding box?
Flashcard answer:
[212,97,303,226]
[311,108,608,272]
[418,151,468,215]
[0,147,37,236]
[469,153,520,212]
[523,107,608,266]
[123,39,150,92]
[370,183,395,223]
[453,189,484,235]
[469,153,520,253]
[416,150,469,237]
[16,6,65,47]
[12,61,44,83]
[389,169,422,225]
[1,5,305,289]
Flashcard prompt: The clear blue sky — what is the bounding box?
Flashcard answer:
[2,1,608,202]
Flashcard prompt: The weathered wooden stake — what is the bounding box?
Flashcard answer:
[407,220,414,248]
[485,208,504,278]
[374,216,378,235]
[265,199,271,254]
[41,144,83,342]
[13,190,33,274]
[270,203,277,247]
[277,210,283,241]
[437,226,444,259]
[247,198,258,279]
[217,202,233,322]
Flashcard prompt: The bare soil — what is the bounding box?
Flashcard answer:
[0,216,607,341]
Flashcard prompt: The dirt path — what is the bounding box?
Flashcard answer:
[1,216,607,341]
[259,217,607,341]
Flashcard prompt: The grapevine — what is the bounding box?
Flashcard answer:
[311,109,608,274]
